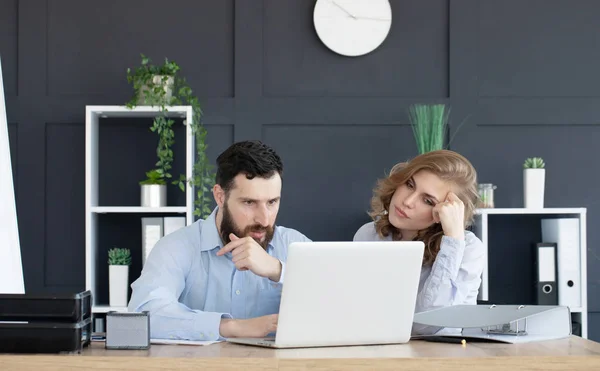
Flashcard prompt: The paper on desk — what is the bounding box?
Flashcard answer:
[150,338,221,346]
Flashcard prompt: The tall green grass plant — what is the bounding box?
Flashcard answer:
[408,104,450,154]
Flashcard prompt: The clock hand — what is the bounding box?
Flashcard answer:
[330,0,356,19]
[355,16,391,21]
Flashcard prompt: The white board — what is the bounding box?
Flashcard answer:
[0,56,25,294]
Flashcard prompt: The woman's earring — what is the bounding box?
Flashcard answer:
[383,209,389,215]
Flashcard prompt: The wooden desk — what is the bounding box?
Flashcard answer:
[2,336,600,370]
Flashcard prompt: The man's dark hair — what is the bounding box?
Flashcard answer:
[216,140,283,193]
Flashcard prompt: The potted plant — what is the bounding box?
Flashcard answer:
[409,104,449,154]
[108,247,131,307]
[126,54,215,217]
[408,104,467,154]
[127,54,179,106]
[523,157,545,208]
[139,169,167,207]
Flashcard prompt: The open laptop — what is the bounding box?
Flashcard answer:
[227,240,424,348]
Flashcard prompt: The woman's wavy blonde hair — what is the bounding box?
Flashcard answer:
[369,150,478,266]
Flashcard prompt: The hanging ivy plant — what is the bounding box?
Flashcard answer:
[126,54,215,218]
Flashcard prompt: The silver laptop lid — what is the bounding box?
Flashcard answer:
[275,241,424,347]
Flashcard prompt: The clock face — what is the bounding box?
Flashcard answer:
[313,0,392,57]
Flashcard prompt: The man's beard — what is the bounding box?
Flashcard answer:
[220,202,275,250]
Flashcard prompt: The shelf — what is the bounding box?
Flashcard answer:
[86,104,195,325]
[86,105,191,119]
[92,305,128,313]
[91,206,187,214]
[472,207,588,338]
[475,208,586,215]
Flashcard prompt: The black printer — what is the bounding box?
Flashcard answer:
[0,290,92,353]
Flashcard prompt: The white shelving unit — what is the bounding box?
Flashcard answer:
[85,105,195,315]
[472,207,587,338]
[92,305,128,314]
[91,206,188,213]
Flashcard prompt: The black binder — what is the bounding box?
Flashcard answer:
[533,243,558,305]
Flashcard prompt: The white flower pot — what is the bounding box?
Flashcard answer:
[138,75,174,105]
[109,265,129,307]
[141,184,166,207]
[524,168,545,208]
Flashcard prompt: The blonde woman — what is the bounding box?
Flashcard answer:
[353,150,485,335]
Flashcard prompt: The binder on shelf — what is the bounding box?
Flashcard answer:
[412,304,571,344]
[534,243,558,305]
[163,216,186,236]
[142,217,163,266]
[541,218,581,308]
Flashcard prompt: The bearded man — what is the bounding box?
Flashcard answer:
[128,140,311,341]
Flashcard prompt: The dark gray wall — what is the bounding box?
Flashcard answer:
[2,0,600,339]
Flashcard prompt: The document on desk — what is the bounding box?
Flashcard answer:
[150,338,221,346]
[412,304,572,344]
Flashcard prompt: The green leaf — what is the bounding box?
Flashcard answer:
[524,157,545,169]
[108,247,132,265]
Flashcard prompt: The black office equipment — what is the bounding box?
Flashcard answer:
[0,290,91,322]
[0,290,92,353]
[0,317,91,353]
[105,311,151,350]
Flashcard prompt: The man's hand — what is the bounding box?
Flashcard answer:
[220,314,278,338]
[216,234,282,281]
[432,192,465,241]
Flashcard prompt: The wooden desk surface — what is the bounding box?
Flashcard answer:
[2,336,600,370]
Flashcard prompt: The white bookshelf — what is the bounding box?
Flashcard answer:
[92,305,128,314]
[472,207,587,338]
[475,208,586,215]
[85,105,195,315]
[91,206,188,213]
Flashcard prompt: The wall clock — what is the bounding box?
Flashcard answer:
[313,0,392,57]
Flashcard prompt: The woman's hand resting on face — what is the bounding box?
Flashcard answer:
[432,192,465,241]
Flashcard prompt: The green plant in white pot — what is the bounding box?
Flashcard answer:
[139,170,167,208]
[108,247,131,307]
[523,157,545,208]
[127,54,178,106]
